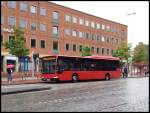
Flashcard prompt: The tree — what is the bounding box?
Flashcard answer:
[112,42,132,67]
[132,42,149,75]
[2,26,29,72]
[132,42,148,63]
[3,26,29,57]
[81,46,91,56]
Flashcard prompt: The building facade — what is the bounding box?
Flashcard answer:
[1,1,127,72]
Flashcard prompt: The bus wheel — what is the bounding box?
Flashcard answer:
[105,74,110,80]
[72,74,78,82]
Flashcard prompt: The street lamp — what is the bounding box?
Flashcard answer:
[126,12,136,77]
[126,12,136,15]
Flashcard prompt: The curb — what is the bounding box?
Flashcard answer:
[1,81,44,86]
[1,79,44,86]
[1,87,51,95]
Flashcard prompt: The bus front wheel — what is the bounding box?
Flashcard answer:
[72,74,78,82]
[105,74,110,80]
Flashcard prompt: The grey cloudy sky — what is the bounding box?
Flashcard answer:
[52,1,149,49]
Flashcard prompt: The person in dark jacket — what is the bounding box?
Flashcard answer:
[123,66,128,78]
[7,68,13,83]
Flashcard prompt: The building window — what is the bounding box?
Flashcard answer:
[1,15,4,24]
[72,17,77,24]
[106,25,110,31]
[40,8,46,16]
[101,36,105,42]
[79,18,84,25]
[91,34,94,40]
[91,47,94,53]
[52,11,59,20]
[20,19,27,28]
[97,48,100,54]
[72,30,77,37]
[40,23,46,32]
[41,40,45,48]
[65,28,71,36]
[97,35,101,41]
[65,15,70,22]
[112,37,114,45]
[102,48,104,55]
[30,5,36,14]
[102,24,105,30]
[91,22,95,28]
[8,1,16,8]
[91,34,96,40]
[53,41,58,51]
[114,28,117,33]
[31,39,36,48]
[73,44,76,51]
[121,30,125,42]
[31,22,36,31]
[85,32,90,39]
[106,37,109,43]
[65,43,69,51]
[107,49,109,55]
[79,45,82,52]
[52,26,59,36]
[8,16,15,26]
[116,39,118,44]
[110,27,113,32]
[79,31,83,38]
[9,36,15,42]
[96,23,100,29]
[85,20,89,26]
[20,2,27,11]
[111,49,114,55]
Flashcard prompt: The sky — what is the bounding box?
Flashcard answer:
[51,1,149,49]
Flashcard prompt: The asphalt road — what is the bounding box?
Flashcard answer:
[1,77,149,112]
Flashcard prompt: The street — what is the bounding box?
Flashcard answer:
[1,77,149,112]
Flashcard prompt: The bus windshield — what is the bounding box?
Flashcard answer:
[41,59,56,74]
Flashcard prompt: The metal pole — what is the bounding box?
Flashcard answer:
[32,53,34,77]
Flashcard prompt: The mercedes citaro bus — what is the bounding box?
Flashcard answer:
[40,55,121,82]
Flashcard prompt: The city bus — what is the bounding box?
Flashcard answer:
[40,55,121,82]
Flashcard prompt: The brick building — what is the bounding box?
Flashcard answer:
[1,1,127,72]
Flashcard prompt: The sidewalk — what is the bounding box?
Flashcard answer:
[120,73,149,78]
[1,76,43,85]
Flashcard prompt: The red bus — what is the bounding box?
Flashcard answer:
[40,55,121,82]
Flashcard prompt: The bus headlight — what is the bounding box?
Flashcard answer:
[53,76,58,78]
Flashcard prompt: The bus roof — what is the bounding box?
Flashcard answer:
[41,55,120,61]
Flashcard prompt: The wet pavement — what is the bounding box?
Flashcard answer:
[1,77,149,112]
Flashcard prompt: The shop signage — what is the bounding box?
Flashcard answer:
[1,28,14,33]
[6,56,17,60]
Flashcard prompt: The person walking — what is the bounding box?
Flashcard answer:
[123,66,128,78]
[7,68,13,83]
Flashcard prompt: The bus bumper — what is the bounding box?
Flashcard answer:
[41,76,59,82]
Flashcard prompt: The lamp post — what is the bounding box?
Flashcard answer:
[32,51,35,77]
[126,12,136,77]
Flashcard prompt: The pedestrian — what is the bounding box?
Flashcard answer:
[7,68,13,83]
[123,66,128,78]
